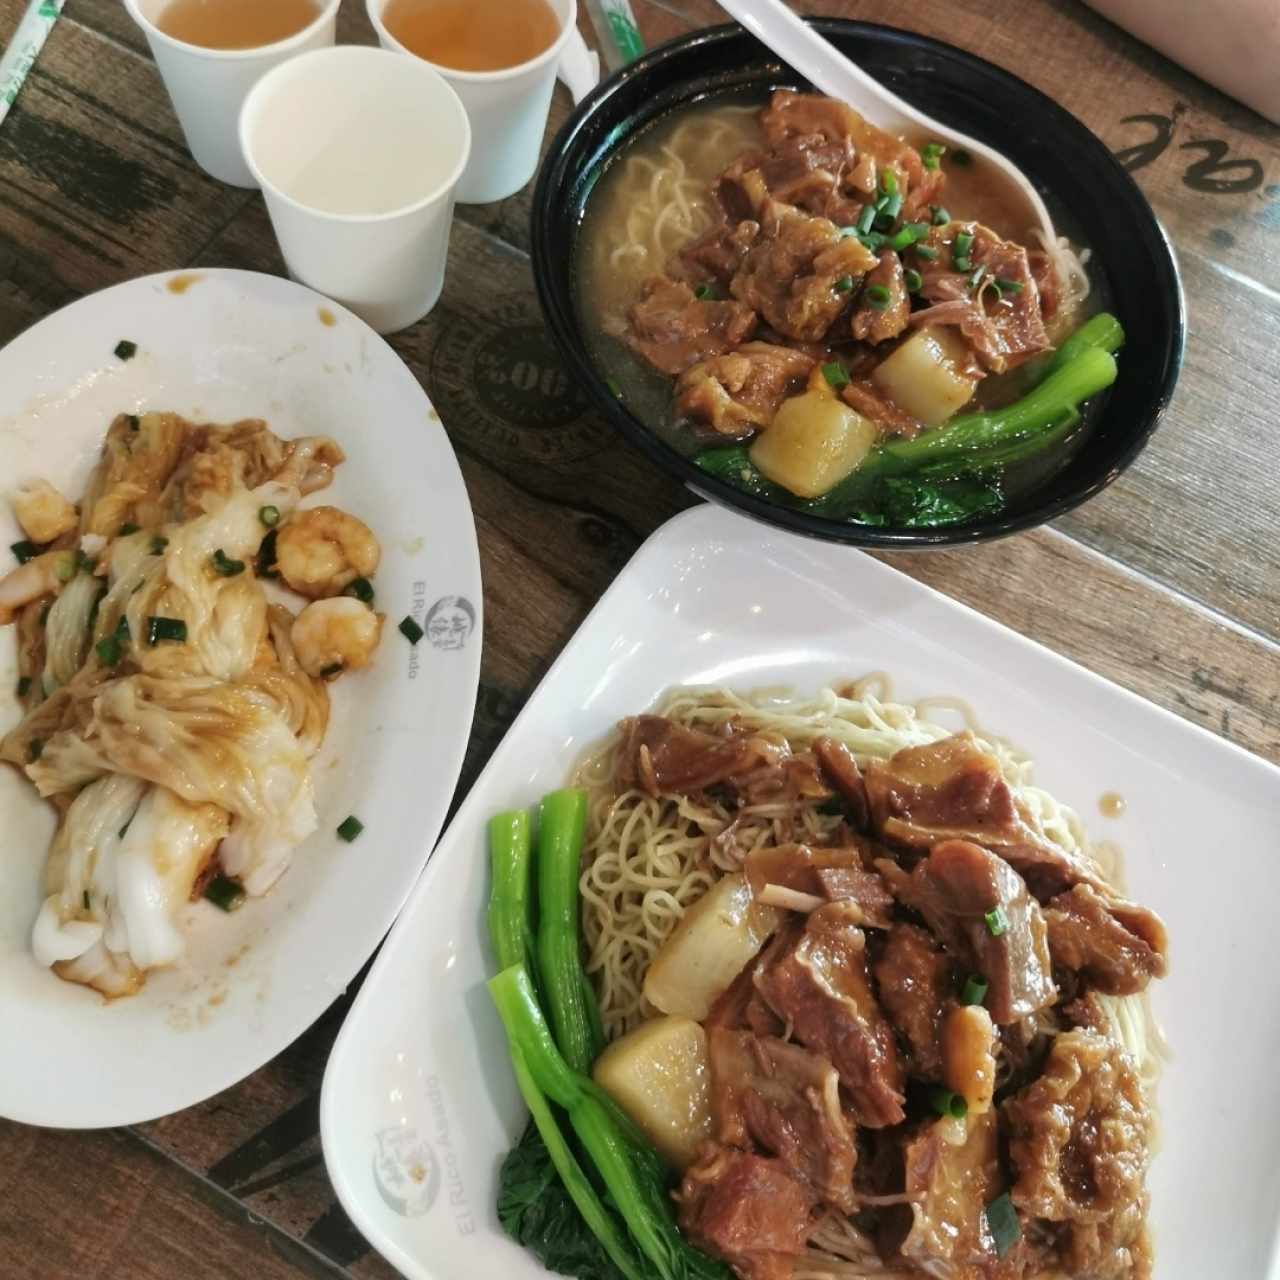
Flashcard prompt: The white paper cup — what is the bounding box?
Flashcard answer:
[367,0,579,205]
[124,0,341,188]
[239,46,471,334]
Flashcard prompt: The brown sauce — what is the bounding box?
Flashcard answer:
[166,273,202,295]
[1099,792,1126,818]
[317,307,336,327]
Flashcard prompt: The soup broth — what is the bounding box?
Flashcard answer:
[576,93,1106,506]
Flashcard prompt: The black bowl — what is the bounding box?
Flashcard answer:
[531,20,1185,548]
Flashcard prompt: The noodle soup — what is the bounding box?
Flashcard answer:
[575,92,1112,527]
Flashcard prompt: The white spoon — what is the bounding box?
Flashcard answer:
[717,0,1057,246]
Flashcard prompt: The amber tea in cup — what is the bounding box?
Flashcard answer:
[381,0,560,72]
[156,0,321,50]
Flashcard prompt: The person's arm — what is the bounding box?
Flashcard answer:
[1083,0,1280,124]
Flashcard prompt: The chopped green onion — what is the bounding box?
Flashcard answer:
[833,275,855,293]
[319,662,343,679]
[905,268,924,293]
[118,522,140,536]
[29,738,44,763]
[114,340,138,361]
[11,540,39,564]
[856,202,877,234]
[875,192,903,225]
[995,277,1025,294]
[821,361,851,390]
[605,376,623,399]
[929,1088,968,1119]
[204,874,246,912]
[83,890,91,911]
[961,974,989,1006]
[858,230,888,252]
[257,528,278,578]
[952,149,973,167]
[954,231,975,260]
[125,414,140,431]
[54,553,75,582]
[146,616,187,645]
[968,264,988,291]
[889,221,930,252]
[399,615,424,645]
[837,225,861,239]
[921,142,946,170]
[864,284,892,310]
[150,535,168,555]
[336,815,364,842]
[931,205,951,226]
[344,576,375,604]
[693,283,720,300]
[211,548,245,578]
[16,676,31,697]
[258,504,280,528]
[986,1193,1020,1257]
[916,243,940,261]
[75,549,95,574]
[880,167,899,196]
[95,634,123,666]
[985,906,1010,937]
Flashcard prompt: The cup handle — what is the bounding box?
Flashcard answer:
[557,28,600,104]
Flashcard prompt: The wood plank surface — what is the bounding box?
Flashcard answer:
[1,0,1278,1275]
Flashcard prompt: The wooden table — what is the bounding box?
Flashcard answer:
[1,0,1276,1275]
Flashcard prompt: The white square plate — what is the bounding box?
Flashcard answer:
[320,502,1280,1279]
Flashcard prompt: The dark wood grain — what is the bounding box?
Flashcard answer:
[1,0,1278,1274]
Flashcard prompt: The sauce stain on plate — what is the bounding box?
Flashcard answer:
[318,307,337,327]
[1099,791,1126,818]
[166,273,203,295]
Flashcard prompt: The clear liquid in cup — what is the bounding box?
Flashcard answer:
[381,0,560,72]
[156,0,321,50]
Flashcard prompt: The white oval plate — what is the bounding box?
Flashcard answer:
[321,502,1280,1280]
[0,270,482,1128]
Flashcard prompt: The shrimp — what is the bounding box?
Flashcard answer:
[0,550,74,625]
[13,479,78,544]
[289,597,384,678]
[274,505,379,599]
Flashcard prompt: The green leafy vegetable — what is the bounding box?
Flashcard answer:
[877,476,1005,527]
[498,1122,633,1280]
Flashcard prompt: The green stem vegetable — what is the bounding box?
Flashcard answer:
[489,808,646,1280]
[488,809,535,976]
[1044,310,1125,375]
[536,788,603,1073]
[872,346,1116,473]
[694,321,1122,526]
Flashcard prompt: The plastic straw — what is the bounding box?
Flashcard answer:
[582,0,645,71]
[0,0,65,129]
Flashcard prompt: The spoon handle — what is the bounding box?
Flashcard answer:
[717,0,918,130]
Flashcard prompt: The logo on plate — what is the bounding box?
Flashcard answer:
[373,1125,440,1217]
[425,595,475,651]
